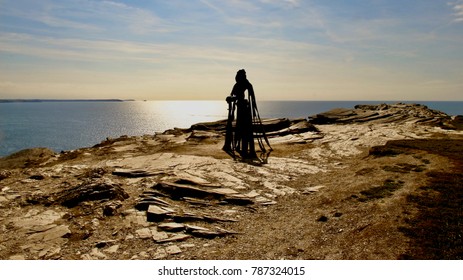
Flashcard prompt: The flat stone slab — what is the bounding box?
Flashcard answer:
[103,245,120,254]
[245,190,260,198]
[135,196,171,210]
[26,223,57,234]
[146,205,175,222]
[151,230,169,242]
[173,175,218,187]
[185,224,210,232]
[112,169,164,178]
[165,245,182,255]
[153,181,254,205]
[27,224,70,243]
[157,222,186,232]
[211,188,239,195]
[222,194,254,205]
[13,210,64,229]
[9,255,26,260]
[188,226,239,239]
[182,197,214,206]
[135,228,153,239]
[158,233,191,243]
[302,185,326,194]
[153,182,222,199]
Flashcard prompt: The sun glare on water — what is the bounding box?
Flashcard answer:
[142,100,227,131]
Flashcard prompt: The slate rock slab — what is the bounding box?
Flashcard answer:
[54,179,129,207]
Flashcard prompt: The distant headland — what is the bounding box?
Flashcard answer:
[0,99,135,103]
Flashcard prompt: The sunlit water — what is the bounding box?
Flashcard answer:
[1,100,462,156]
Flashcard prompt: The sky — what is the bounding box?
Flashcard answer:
[1,0,463,101]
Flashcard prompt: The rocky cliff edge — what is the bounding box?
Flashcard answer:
[0,103,462,260]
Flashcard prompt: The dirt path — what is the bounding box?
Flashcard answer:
[174,140,458,259]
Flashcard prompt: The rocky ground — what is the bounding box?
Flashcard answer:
[0,103,462,260]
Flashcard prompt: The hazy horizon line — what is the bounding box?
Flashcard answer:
[2,98,463,102]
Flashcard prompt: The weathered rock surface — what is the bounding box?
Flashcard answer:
[9,209,70,259]
[112,168,164,178]
[0,148,56,169]
[54,179,129,207]
[308,103,460,129]
[187,117,319,138]
[0,103,462,260]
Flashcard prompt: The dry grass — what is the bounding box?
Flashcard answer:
[175,138,463,260]
[394,139,463,259]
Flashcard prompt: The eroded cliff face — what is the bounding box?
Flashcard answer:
[0,103,462,260]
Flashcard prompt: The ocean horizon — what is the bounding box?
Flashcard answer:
[1,100,462,157]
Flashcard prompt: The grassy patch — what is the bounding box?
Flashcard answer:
[399,168,463,259]
[356,179,404,202]
[380,138,463,259]
[371,139,463,159]
[382,163,426,173]
[368,146,403,157]
[355,167,375,176]
[384,139,463,160]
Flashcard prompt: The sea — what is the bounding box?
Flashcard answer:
[1,100,462,157]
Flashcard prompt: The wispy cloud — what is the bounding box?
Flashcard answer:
[0,0,168,35]
[95,0,168,34]
[260,0,301,9]
[450,1,463,22]
[199,0,305,32]
[37,14,103,32]
[0,31,292,65]
[0,32,184,64]
[1,0,463,100]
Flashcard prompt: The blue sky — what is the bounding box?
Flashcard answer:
[1,0,462,100]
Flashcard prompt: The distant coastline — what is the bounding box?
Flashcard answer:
[0,99,135,103]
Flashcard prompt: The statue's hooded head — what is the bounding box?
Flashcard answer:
[235,69,247,83]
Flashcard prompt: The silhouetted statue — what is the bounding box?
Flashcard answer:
[223,69,272,162]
